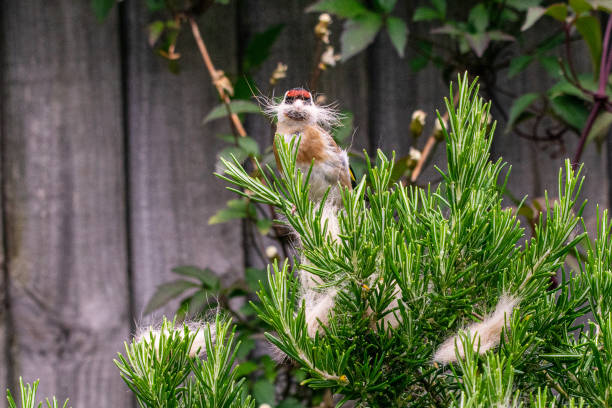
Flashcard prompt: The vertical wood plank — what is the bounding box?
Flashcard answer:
[0,119,8,408]
[0,1,131,405]
[126,1,243,318]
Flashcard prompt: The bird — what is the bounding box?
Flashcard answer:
[269,87,352,206]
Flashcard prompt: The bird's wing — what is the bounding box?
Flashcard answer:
[310,126,352,190]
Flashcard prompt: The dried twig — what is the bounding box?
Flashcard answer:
[189,16,247,138]
[410,90,460,183]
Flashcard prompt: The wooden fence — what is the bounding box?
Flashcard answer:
[0,0,608,406]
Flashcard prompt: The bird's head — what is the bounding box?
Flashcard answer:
[260,87,340,129]
[278,88,316,124]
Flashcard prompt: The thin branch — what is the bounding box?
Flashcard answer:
[410,134,440,183]
[188,16,247,138]
[410,91,460,183]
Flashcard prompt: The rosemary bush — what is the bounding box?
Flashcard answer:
[114,316,254,408]
[217,74,611,407]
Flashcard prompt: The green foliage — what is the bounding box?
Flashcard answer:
[216,74,612,406]
[202,101,261,124]
[91,0,116,21]
[242,24,285,72]
[6,378,68,408]
[307,0,407,59]
[114,317,255,408]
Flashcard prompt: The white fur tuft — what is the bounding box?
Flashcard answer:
[302,287,337,337]
[433,295,519,364]
[136,320,214,358]
[256,93,342,130]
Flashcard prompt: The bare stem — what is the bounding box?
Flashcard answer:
[410,91,460,183]
[572,14,612,169]
[189,16,247,138]
[410,134,440,183]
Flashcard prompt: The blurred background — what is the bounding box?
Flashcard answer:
[0,0,610,406]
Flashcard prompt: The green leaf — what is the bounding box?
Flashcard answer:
[507,92,539,129]
[203,100,262,124]
[216,0,230,3]
[146,0,166,11]
[144,280,199,314]
[545,3,568,21]
[538,56,561,78]
[306,0,370,18]
[261,355,278,381]
[431,0,447,16]
[570,0,593,13]
[410,40,433,72]
[550,94,590,130]
[413,7,440,21]
[591,0,612,12]
[237,136,260,156]
[242,24,284,72]
[235,338,256,360]
[278,398,304,408]
[147,21,165,46]
[172,265,220,289]
[465,32,490,57]
[508,55,533,78]
[340,12,383,61]
[216,146,248,173]
[256,218,273,235]
[548,79,586,100]
[91,0,116,21]
[575,15,602,76]
[245,267,268,291]
[332,111,354,143]
[209,199,251,224]
[234,361,258,378]
[521,6,546,31]
[410,55,429,71]
[586,111,612,151]
[253,379,276,405]
[469,3,489,32]
[487,30,515,41]
[386,17,408,57]
[216,133,238,143]
[188,289,212,315]
[506,0,542,10]
[375,0,397,12]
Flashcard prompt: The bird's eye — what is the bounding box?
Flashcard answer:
[285,96,295,104]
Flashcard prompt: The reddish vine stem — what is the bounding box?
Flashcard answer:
[188,15,293,263]
[572,14,612,170]
[410,91,460,183]
[189,16,247,138]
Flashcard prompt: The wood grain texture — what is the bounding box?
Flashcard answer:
[0,116,7,408]
[0,1,131,406]
[126,2,243,320]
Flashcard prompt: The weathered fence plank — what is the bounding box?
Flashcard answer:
[1,2,131,406]
[125,2,243,319]
[0,139,7,407]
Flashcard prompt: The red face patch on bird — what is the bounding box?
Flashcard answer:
[284,88,312,105]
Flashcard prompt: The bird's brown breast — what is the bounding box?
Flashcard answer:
[296,125,332,164]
